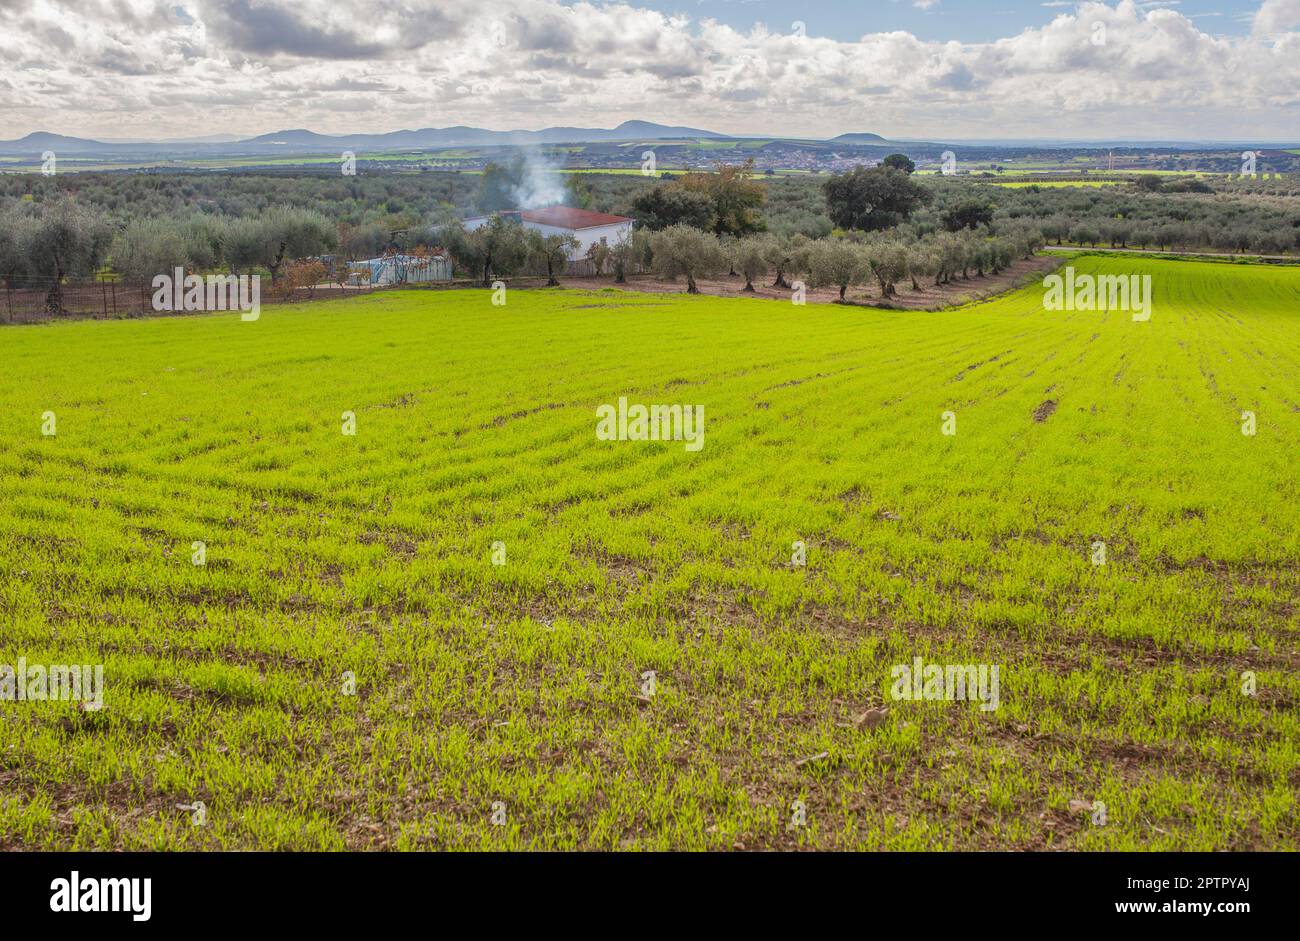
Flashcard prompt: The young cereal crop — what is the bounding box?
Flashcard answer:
[0,256,1296,850]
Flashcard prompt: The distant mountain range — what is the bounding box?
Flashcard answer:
[0,121,911,155]
[95,134,247,145]
[2,125,1292,158]
[241,120,729,149]
[0,121,735,155]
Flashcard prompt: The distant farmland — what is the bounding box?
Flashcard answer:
[0,257,1296,850]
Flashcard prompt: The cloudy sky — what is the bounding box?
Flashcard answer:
[1,0,1296,141]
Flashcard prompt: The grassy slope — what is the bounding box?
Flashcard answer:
[0,257,1297,850]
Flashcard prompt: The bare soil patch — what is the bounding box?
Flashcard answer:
[562,256,1062,311]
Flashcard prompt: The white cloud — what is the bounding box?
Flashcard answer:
[0,0,1294,140]
[1254,0,1300,36]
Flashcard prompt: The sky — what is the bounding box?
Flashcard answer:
[631,0,1268,43]
[0,0,1296,141]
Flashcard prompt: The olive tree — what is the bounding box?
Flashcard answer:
[254,207,336,283]
[1068,224,1100,248]
[443,214,530,286]
[648,224,727,294]
[0,203,29,286]
[906,244,938,291]
[222,217,267,276]
[608,233,636,284]
[764,233,809,289]
[864,240,910,297]
[112,218,192,282]
[528,230,579,286]
[19,196,113,313]
[732,235,771,292]
[933,234,965,285]
[807,238,869,302]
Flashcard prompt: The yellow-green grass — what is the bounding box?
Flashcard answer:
[1,257,1297,850]
[993,181,1121,188]
[559,168,671,176]
[686,139,775,150]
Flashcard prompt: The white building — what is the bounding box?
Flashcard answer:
[463,206,635,261]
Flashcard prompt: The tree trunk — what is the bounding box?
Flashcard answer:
[773,268,790,289]
[686,273,698,294]
[45,281,63,315]
[839,283,847,301]
[44,258,66,314]
[743,277,755,292]
[546,258,559,287]
[268,241,287,283]
[911,276,921,291]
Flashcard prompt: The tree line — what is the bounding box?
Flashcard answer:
[2,156,1296,313]
[434,214,1044,301]
[3,162,1296,253]
[0,196,337,312]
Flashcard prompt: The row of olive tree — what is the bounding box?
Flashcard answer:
[1049,218,1296,255]
[111,207,336,283]
[0,196,337,312]
[9,166,1296,260]
[627,225,1044,300]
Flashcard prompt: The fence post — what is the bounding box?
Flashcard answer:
[101,280,108,319]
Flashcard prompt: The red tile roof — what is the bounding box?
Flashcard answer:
[520,206,633,229]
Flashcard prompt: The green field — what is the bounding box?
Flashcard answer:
[1,257,1297,850]
[993,180,1123,189]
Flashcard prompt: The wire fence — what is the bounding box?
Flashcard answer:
[0,278,394,325]
[1,255,640,324]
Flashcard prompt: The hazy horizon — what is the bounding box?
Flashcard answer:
[8,123,1299,147]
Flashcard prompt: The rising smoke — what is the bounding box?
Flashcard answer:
[509,148,568,209]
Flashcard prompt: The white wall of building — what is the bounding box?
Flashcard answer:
[527,221,633,260]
